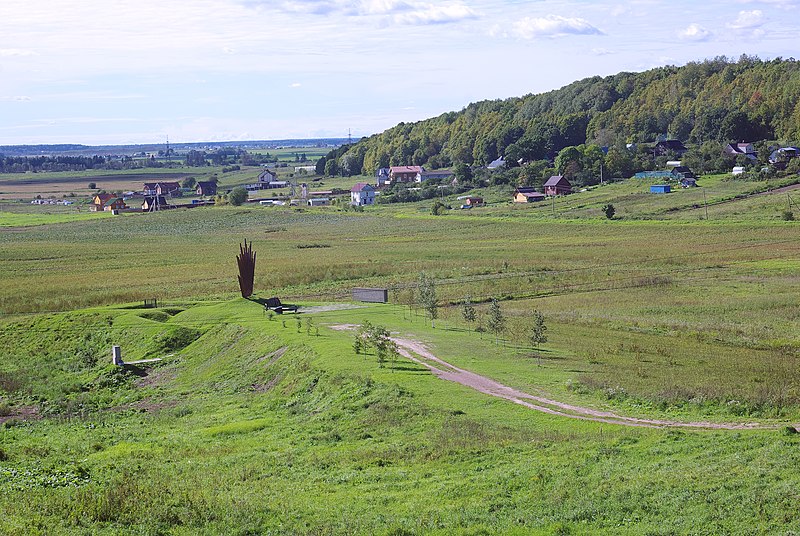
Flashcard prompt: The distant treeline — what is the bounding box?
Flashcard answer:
[322,56,800,180]
[0,148,313,173]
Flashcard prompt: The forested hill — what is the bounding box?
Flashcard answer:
[333,56,800,175]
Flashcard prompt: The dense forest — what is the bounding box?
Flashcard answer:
[322,56,800,185]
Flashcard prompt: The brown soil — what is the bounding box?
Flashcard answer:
[0,405,39,425]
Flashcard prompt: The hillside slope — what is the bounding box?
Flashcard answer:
[337,56,800,173]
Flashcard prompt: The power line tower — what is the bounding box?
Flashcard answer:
[165,135,171,167]
[348,128,352,146]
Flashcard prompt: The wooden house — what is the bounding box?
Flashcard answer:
[143,182,181,197]
[142,196,169,211]
[543,176,571,196]
[465,196,483,207]
[92,193,115,211]
[514,187,545,203]
[196,181,217,196]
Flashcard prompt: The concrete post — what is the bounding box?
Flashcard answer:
[112,345,123,366]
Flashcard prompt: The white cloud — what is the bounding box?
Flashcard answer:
[0,48,38,57]
[393,4,477,25]
[679,23,712,41]
[273,0,474,24]
[512,15,603,39]
[727,10,765,29]
[290,82,302,87]
[591,47,614,56]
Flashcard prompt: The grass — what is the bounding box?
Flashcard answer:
[1,298,800,534]
[0,168,798,533]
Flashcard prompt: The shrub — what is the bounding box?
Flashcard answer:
[602,203,616,219]
[88,182,97,189]
[228,187,248,206]
[782,210,794,221]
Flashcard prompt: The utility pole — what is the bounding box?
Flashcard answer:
[703,189,708,220]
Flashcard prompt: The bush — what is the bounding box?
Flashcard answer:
[228,187,248,206]
[88,182,97,189]
[602,203,616,219]
[781,210,794,221]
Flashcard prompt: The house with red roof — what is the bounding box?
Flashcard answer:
[389,166,424,184]
[351,183,376,206]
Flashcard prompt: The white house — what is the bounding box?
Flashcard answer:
[351,183,376,206]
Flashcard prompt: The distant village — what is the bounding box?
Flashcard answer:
[71,137,800,214]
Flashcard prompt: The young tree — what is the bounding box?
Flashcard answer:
[529,310,548,366]
[602,203,616,219]
[354,320,373,357]
[487,298,505,345]
[461,295,477,331]
[417,272,438,328]
[369,325,392,368]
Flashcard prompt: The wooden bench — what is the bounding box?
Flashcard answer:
[264,297,299,314]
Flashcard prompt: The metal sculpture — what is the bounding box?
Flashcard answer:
[237,239,256,298]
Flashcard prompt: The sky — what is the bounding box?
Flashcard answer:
[1,0,799,146]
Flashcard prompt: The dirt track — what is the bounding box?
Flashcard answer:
[331,325,784,430]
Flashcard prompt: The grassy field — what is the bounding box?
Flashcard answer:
[0,169,799,533]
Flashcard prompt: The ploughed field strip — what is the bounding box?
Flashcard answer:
[329,324,778,430]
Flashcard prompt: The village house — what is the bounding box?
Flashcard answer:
[195,181,217,196]
[417,169,455,183]
[376,168,390,188]
[389,166,423,184]
[351,183,376,206]
[654,139,688,157]
[513,187,546,203]
[544,175,572,196]
[769,147,800,168]
[143,182,181,197]
[724,142,758,161]
[247,169,287,191]
[465,196,483,207]
[91,193,127,212]
[142,196,169,211]
[258,169,277,183]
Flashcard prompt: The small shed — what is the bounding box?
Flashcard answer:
[307,197,330,207]
[465,196,483,207]
[352,288,388,303]
[650,184,671,194]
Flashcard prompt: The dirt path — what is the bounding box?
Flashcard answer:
[331,325,784,430]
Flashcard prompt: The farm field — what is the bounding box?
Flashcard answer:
[0,172,799,534]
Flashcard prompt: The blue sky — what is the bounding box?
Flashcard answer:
[1,0,798,145]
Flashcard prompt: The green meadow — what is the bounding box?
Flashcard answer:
[0,172,799,534]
